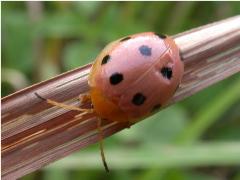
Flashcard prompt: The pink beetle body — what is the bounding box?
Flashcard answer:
[89,32,184,123]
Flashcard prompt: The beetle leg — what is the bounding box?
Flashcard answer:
[79,93,91,105]
[97,117,110,172]
[35,92,93,113]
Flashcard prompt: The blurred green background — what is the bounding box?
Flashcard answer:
[2,1,240,180]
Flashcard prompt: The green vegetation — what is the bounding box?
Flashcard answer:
[2,2,240,180]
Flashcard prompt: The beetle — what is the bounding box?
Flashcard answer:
[35,32,184,172]
[88,32,183,123]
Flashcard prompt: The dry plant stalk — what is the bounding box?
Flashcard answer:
[2,15,240,179]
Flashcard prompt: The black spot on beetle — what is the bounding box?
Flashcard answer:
[132,93,146,106]
[120,36,131,42]
[161,67,172,79]
[151,104,161,113]
[110,73,123,85]
[139,45,152,56]
[155,33,167,39]
[101,55,110,65]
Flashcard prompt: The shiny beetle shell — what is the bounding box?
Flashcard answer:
[88,32,184,123]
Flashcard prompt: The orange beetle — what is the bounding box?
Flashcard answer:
[89,32,183,123]
[36,32,184,172]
